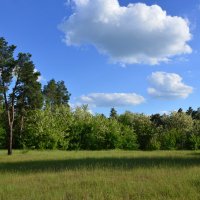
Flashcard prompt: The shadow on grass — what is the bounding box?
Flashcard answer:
[0,156,200,173]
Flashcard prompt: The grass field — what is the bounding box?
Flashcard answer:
[0,150,200,200]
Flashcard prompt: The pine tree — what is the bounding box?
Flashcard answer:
[15,53,43,139]
[110,107,118,119]
[43,79,70,108]
[0,38,43,155]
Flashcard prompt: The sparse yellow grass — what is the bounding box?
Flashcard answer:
[0,150,200,200]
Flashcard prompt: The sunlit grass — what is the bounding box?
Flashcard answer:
[0,150,200,200]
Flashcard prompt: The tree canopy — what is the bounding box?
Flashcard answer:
[43,79,70,108]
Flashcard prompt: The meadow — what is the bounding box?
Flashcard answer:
[0,150,200,200]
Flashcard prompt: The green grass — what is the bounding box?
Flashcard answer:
[0,150,200,200]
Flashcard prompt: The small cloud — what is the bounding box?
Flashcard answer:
[37,75,46,83]
[148,72,193,99]
[76,93,145,107]
[60,0,192,65]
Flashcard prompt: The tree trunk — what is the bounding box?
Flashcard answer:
[7,107,14,155]
[8,125,13,155]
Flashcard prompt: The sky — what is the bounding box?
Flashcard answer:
[0,0,200,116]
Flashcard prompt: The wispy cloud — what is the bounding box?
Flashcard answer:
[76,93,145,107]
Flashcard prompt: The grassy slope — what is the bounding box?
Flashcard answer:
[0,150,200,200]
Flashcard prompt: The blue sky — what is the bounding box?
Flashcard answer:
[0,0,200,115]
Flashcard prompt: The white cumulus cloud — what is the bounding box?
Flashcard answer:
[60,0,192,65]
[148,72,193,99]
[77,93,145,107]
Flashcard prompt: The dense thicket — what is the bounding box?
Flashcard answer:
[1,38,200,153]
[0,104,200,151]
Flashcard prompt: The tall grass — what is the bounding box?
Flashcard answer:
[0,150,200,200]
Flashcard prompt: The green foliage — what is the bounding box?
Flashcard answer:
[150,113,164,127]
[164,112,193,133]
[163,112,193,149]
[189,134,200,150]
[0,37,43,154]
[0,107,6,149]
[0,37,16,88]
[22,106,138,150]
[23,106,72,150]
[119,125,138,150]
[68,107,122,150]
[0,126,6,149]
[188,120,200,150]
[16,53,43,110]
[147,135,161,150]
[67,105,93,150]
[119,112,155,150]
[86,115,119,150]
[109,107,118,119]
[43,79,70,108]
[161,129,177,150]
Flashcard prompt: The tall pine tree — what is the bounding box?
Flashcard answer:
[43,79,70,108]
[0,38,43,155]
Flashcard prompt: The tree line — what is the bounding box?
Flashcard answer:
[1,37,200,155]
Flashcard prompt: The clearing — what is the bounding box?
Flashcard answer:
[0,150,200,200]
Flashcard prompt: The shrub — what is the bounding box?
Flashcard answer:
[120,125,138,150]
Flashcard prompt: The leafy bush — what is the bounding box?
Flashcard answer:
[68,107,138,150]
[147,135,161,150]
[23,106,72,149]
[188,120,200,150]
[119,112,154,150]
[189,134,200,150]
[161,129,177,150]
[119,125,138,150]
